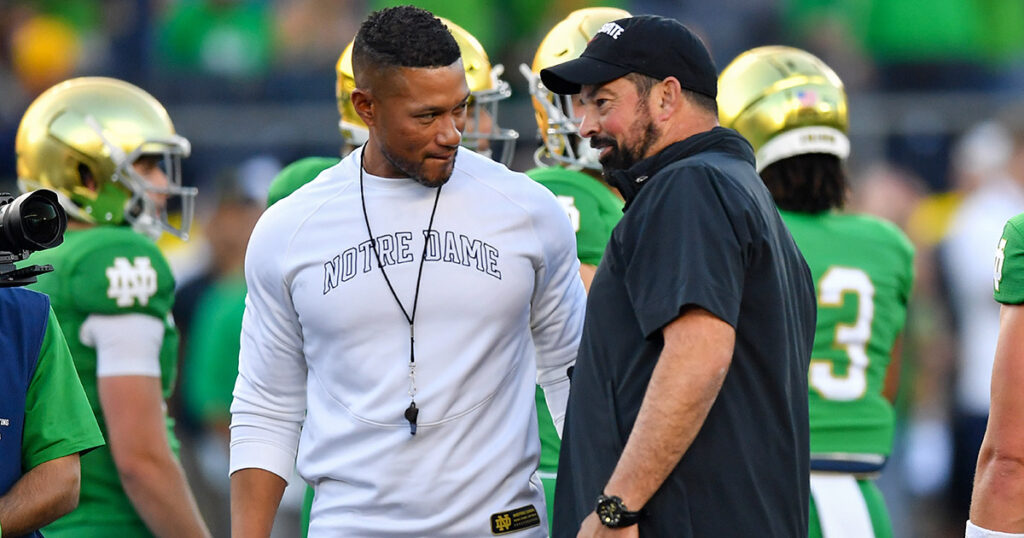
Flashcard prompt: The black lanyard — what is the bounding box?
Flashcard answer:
[358,148,442,435]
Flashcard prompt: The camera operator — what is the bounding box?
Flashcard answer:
[0,190,104,538]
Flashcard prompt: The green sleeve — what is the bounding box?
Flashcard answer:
[22,308,105,471]
[267,156,340,208]
[995,214,1024,304]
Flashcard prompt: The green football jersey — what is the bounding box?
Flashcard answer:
[28,226,180,536]
[526,167,624,266]
[267,156,340,208]
[781,211,914,461]
[994,212,1024,304]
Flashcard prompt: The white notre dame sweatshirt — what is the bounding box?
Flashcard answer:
[230,147,585,537]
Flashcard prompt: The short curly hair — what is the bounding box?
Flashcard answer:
[352,5,460,86]
[759,153,847,212]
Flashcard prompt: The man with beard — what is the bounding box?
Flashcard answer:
[229,6,585,537]
[540,15,816,537]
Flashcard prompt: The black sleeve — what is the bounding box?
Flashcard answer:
[620,167,749,337]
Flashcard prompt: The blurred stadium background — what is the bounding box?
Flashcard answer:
[5,1,1024,536]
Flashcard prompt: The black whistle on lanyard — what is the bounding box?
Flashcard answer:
[405,401,419,435]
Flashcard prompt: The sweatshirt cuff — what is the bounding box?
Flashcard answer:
[229,430,298,483]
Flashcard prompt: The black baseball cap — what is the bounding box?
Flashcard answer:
[540,15,717,99]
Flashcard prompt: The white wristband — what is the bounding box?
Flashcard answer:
[967,520,1024,538]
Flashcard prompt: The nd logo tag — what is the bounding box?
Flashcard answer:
[489,505,540,535]
[493,513,512,532]
[107,256,158,307]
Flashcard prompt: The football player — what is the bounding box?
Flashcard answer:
[517,6,629,526]
[17,77,210,537]
[719,47,915,538]
[263,19,519,537]
[967,213,1024,537]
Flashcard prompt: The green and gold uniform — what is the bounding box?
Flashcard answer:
[29,226,181,537]
[526,166,623,525]
[995,213,1024,304]
[782,211,914,538]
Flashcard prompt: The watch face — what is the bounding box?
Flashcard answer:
[596,496,622,526]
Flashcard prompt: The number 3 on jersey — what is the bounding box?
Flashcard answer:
[809,267,875,401]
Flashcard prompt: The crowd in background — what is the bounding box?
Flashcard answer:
[5,0,1024,536]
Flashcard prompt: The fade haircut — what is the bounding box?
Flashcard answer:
[352,6,461,88]
[759,153,847,212]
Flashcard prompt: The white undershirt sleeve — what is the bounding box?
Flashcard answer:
[229,216,308,482]
[80,313,163,377]
[528,191,587,438]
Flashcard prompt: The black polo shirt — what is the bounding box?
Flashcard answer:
[553,127,815,537]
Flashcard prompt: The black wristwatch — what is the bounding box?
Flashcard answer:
[595,494,642,528]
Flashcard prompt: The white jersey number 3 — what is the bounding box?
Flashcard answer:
[809,267,875,401]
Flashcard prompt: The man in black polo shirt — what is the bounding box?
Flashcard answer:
[540,15,816,537]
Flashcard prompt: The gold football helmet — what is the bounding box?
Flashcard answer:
[718,46,849,172]
[520,7,631,171]
[16,77,195,240]
[336,17,518,164]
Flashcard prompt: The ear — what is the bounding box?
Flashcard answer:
[653,77,684,122]
[351,88,375,127]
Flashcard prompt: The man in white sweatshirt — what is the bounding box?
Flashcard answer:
[228,6,585,537]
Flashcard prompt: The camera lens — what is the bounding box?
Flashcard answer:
[20,197,61,242]
[0,190,67,252]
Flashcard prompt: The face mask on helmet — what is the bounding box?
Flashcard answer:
[336,18,519,165]
[521,7,631,171]
[461,63,518,166]
[103,128,196,241]
[15,77,197,241]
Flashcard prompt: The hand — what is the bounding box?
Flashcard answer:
[576,512,639,538]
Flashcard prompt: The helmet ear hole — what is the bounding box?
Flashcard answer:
[77,163,97,191]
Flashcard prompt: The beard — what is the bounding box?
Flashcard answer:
[379,144,456,188]
[590,101,661,172]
